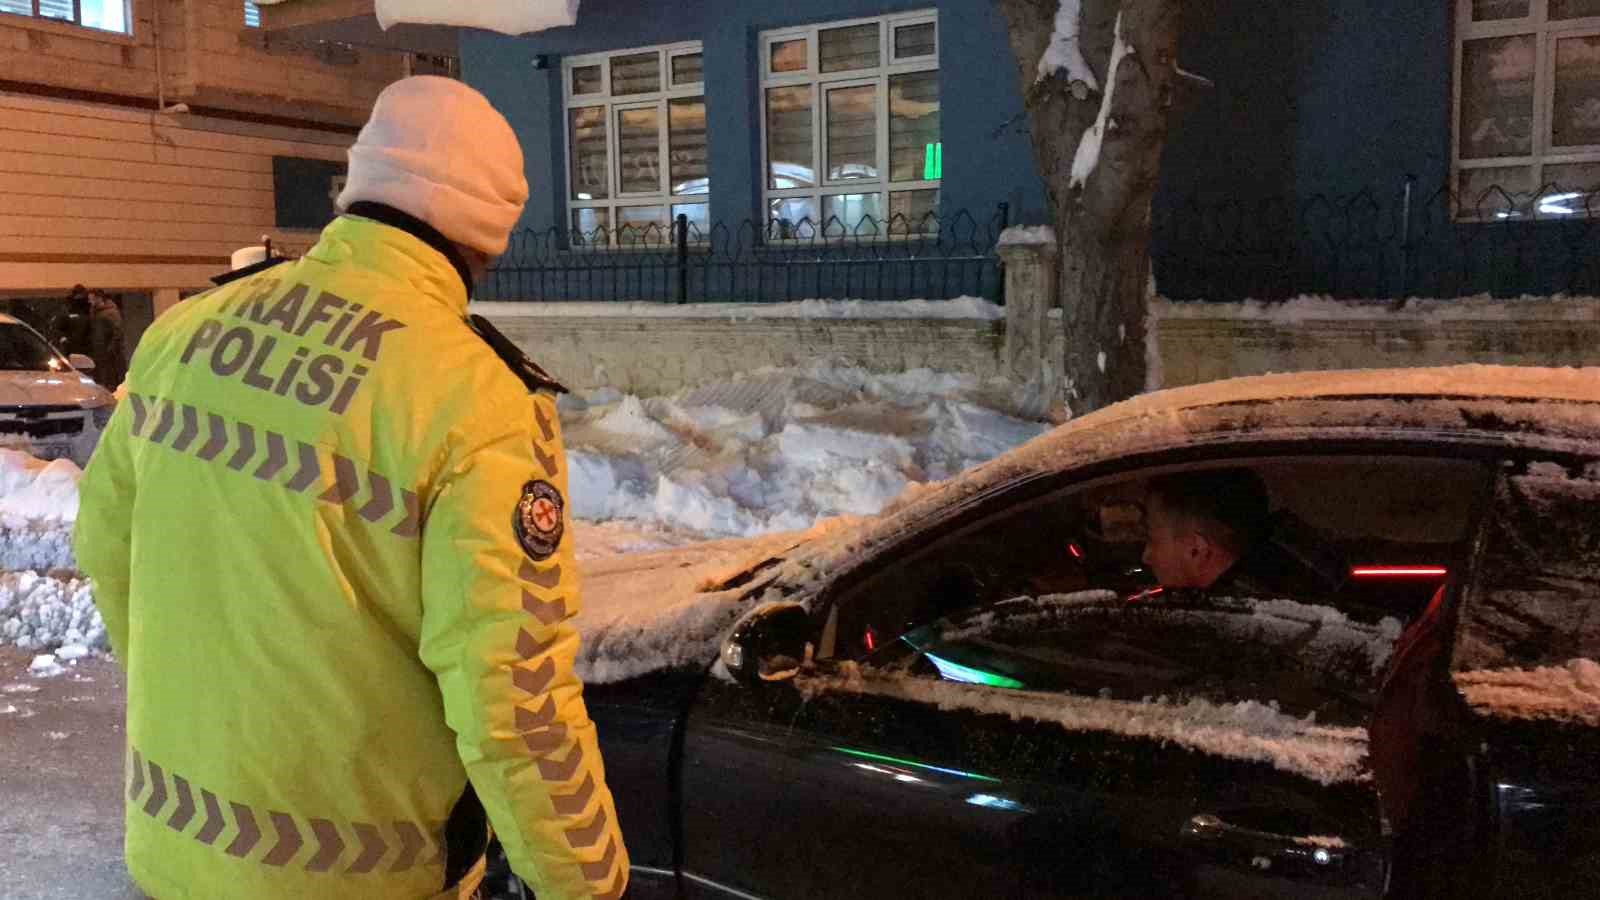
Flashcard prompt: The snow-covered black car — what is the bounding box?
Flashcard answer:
[0,314,114,467]
[556,366,1600,900]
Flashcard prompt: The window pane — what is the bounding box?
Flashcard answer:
[823,192,883,235]
[1539,163,1600,216]
[1551,0,1600,19]
[889,189,940,232]
[766,86,816,189]
[1554,36,1600,148]
[569,107,609,201]
[826,85,878,181]
[81,0,127,31]
[1473,0,1530,19]
[1460,36,1536,159]
[571,64,602,95]
[572,208,610,244]
[820,23,880,73]
[894,22,936,58]
[889,72,940,182]
[616,106,661,194]
[671,53,703,86]
[669,98,707,196]
[769,197,818,238]
[244,0,260,28]
[38,0,73,21]
[672,203,710,241]
[610,52,660,95]
[771,38,807,74]
[0,0,32,15]
[617,206,668,246]
[1458,165,1534,219]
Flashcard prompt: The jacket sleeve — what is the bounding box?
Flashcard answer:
[74,398,137,663]
[418,390,628,900]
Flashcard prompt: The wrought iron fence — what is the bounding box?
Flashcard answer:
[1152,176,1600,301]
[481,206,1009,303]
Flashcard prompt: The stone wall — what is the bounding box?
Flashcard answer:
[482,298,1600,410]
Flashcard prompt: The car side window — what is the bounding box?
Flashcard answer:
[834,455,1492,728]
[1453,460,1600,672]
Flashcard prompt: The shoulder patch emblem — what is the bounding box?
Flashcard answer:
[515,480,565,561]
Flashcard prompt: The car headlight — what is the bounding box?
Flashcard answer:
[91,405,114,429]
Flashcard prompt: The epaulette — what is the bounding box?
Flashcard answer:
[209,255,290,287]
[468,314,569,395]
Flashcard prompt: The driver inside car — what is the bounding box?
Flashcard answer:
[1140,468,1281,597]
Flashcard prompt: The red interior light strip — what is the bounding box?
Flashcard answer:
[1350,566,1448,578]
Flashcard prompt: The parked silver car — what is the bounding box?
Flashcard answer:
[0,313,114,466]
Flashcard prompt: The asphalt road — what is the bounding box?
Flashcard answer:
[0,646,143,900]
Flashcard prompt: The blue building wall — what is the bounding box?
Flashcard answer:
[465,0,1598,301]
[461,0,1048,238]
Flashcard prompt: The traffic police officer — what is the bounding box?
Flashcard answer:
[76,76,627,899]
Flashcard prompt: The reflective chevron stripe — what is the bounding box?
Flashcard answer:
[126,394,422,540]
[506,554,627,896]
[126,748,444,876]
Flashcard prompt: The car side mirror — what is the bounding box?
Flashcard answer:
[721,603,811,685]
[68,354,95,371]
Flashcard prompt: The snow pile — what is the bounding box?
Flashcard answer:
[806,665,1371,785]
[472,297,1004,321]
[1238,598,1404,677]
[0,572,104,653]
[0,449,81,573]
[1453,658,1600,725]
[562,362,1050,538]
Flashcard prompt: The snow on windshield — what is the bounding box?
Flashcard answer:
[1453,658,1600,725]
[805,665,1371,786]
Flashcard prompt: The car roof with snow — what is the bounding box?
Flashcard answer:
[573,366,1600,683]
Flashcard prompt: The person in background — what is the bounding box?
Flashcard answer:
[53,284,93,359]
[87,290,126,389]
[75,76,627,900]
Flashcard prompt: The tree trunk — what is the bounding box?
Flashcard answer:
[997,0,1183,414]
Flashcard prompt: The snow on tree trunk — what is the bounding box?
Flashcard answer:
[998,0,1182,414]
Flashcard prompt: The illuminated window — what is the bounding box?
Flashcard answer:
[245,1,260,28]
[1454,0,1600,219]
[0,0,130,33]
[563,42,707,247]
[760,11,940,238]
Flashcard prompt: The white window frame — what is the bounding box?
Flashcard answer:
[1453,0,1600,219]
[562,41,707,248]
[759,9,941,239]
[0,0,131,34]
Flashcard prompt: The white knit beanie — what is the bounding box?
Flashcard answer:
[338,76,529,256]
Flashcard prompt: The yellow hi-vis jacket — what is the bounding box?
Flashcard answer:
[74,211,628,900]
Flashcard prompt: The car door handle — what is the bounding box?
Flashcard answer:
[1180,813,1350,872]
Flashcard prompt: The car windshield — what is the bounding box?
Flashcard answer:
[0,324,64,372]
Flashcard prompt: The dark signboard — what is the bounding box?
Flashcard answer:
[273,157,349,230]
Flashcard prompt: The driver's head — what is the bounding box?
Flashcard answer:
[1142,468,1270,589]
[337,76,528,279]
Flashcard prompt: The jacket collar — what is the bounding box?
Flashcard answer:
[343,202,476,298]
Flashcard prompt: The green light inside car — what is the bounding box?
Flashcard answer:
[925,653,1024,689]
[830,746,1000,783]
